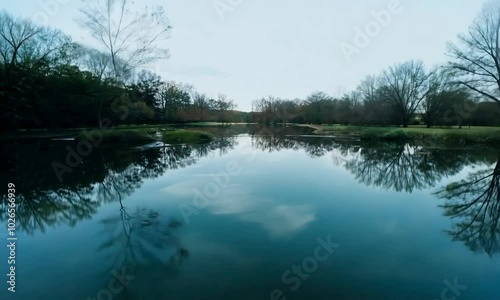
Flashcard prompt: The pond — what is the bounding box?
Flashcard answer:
[1,125,499,300]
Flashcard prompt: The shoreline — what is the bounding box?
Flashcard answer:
[2,123,500,146]
[299,124,500,145]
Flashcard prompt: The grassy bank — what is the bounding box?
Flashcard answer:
[182,122,255,126]
[76,129,157,145]
[308,125,500,145]
[162,130,214,144]
[0,123,245,141]
[75,127,214,145]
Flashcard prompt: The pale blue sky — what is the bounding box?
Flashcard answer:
[1,0,487,111]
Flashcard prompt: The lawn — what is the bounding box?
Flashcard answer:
[309,125,500,144]
[162,130,214,144]
[76,129,157,145]
[75,127,214,145]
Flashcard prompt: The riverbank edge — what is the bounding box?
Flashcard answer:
[74,128,215,145]
[301,124,500,145]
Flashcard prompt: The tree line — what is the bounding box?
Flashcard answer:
[0,0,243,131]
[1,1,499,130]
[252,2,500,128]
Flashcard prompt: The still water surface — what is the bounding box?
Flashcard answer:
[1,126,499,300]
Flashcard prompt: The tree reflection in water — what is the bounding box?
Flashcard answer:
[251,133,494,193]
[251,134,338,158]
[337,143,482,192]
[98,205,189,299]
[1,131,499,268]
[0,137,237,299]
[0,138,236,235]
[436,158,500,256]
[251,133,500,255]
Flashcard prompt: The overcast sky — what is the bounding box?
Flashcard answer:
[2,0,488,111]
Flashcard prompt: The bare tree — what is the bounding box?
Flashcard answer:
[252,96,283,125]
[193,93,210,122]
[74,44,113,80]
[0,11,71,121]
[357,75,395,125]
[379,60,433,127]
[215,93,236,124]
[77,0,172,81]
[305,91,332,124]
[447,1,500,105]
[0,11,39,72]
[159,81,192,122]
[0,11,70,74]
[357,75,379,103]
[421,66,452,128]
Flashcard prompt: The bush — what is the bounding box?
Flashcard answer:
[162,130,214,144]
[381,129,410,140]
[76,129,156,145]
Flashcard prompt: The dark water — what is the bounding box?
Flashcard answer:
[1,125,499,300]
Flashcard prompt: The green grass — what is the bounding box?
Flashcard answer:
[311,125,500,144]
[76,129,156,145]
[162,130,214,144]
[182,122,255,126]
[76,127,215,146]
[115,124,174,130]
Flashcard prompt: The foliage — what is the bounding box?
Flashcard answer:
[162,130,214,144]
[2,0,500,132]
[76,129,156,145]
[0,10,241,131]
[316,125,500,144]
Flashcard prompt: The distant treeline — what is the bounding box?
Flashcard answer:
[0,6,245,131]
[2,1,500,130]
[250,88,500,128]
[252,3,500,128]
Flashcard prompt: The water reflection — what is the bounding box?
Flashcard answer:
[251,134,338,158]
[436,158,500,256]
[251,134,496,192]
[0,139,237,235]
[250,133,500,256]
[337,143,494,193]
[0,138,239,299]
[98,205,189,299]
[1,130,499,260]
